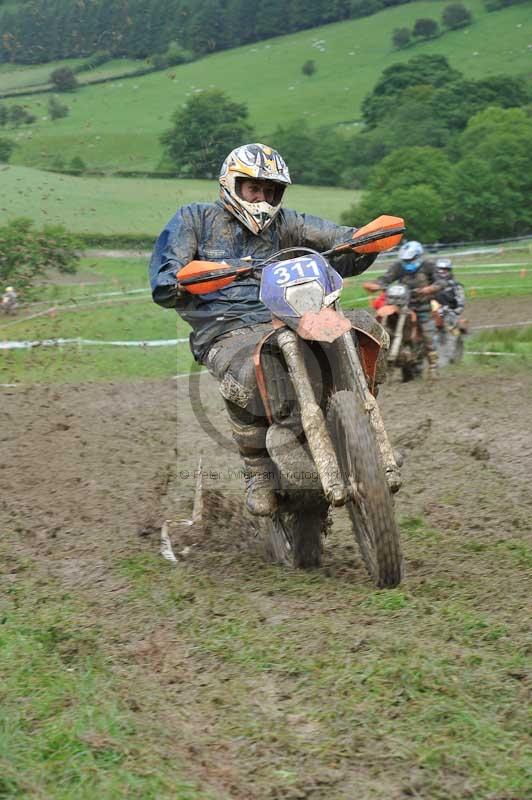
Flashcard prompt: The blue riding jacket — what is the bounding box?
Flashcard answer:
[149,200,376,361]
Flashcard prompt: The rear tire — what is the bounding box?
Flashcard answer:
[265,501,327,568]
[327,389,403,587]
[401,364,416,382]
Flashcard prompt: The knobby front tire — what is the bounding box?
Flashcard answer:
[327,389,403,588]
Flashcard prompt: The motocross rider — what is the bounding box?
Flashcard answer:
[362,240,444,378]
[150,143,399,516]
[1,286,18,313]
[434,258,465,328]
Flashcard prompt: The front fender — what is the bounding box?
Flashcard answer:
[376,304,400,320]
[296,307,352,343]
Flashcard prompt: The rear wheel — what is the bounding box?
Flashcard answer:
[327,389,403,587]
[401,353,424,382]
[401,363,416,382]
[265,500,328,568]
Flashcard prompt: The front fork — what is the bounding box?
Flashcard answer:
[276,327,400,503]
[388,307,408,364]
[276,328,346,506]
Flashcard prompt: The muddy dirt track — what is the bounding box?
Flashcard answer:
[2,295,531,555]
[2,345,531,579]
[1,296,531,799]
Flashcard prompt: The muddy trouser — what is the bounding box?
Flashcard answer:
[444,309,459,329]
[416,309,438,366]
[202,309,390,458]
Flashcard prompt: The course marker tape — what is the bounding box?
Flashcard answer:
[1,337,189,350]
[465,351,519,357]
[470,320,532,331]
[3,319,532,351]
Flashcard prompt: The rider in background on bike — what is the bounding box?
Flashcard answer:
[1,286,18,314]
[434,258,465,328]
[150,142,398,515]
[362,240,444,379]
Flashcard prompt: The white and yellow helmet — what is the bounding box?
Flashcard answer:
[219,143,291,234]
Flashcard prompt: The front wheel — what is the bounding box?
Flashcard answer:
[327,390,403,587]
[451,334,464,363]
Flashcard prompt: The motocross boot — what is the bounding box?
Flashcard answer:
[242,452,278,517]
[427,350,439,380]
[226,403,278,516]
[385,464,403,494]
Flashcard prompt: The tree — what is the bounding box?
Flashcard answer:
[364,146,452,195]
[185,0,229,54]
[392,27,411,49]
[361,54,461,127]
[48,96,69,120]
[341,146,453,240]
[454,107,532,231]
[442,3,472,30]
[160,90,254,178]
[8,105,36,127]
[374,86,451,150]
[50,67,78,92]
[412,18,439,39]
[344,183,446,242]
[431,74,529,132]
[70,156,86,172]
[302,59,316,77]
[271,119,348,186]
[444,157,521,240]
[79,50,111,71]
[0,137,15,162]
[0,219,79,296]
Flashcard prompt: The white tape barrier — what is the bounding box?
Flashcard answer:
[1,337,189,350]
[465,351,520,357]
[470,320,532,331]
[3,319,532,351]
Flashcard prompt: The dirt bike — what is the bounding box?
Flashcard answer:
[432,300,468,367]
[374,284,425,382]
[177,216,405,588]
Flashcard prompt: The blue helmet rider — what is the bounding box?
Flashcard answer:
[399,241,424,273]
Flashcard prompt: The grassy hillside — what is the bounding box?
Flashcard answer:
[2,0,530,172]
[0,165,360,233]
[0,58,147,93]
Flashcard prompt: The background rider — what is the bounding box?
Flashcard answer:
[362,240,444,378]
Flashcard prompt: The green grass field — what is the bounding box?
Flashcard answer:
[0,165,360,233]
[2,249,531,384]
[1,530,530,799]
[0,518,530,800]
[0,564,208,799]
[1,0,530,172]
[0,58,147,93]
